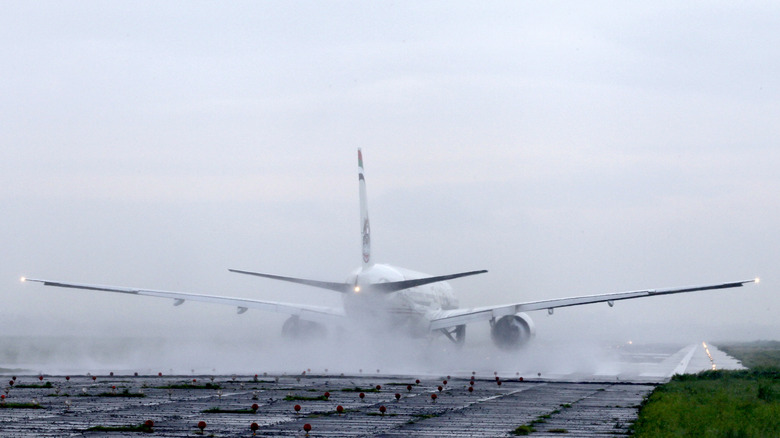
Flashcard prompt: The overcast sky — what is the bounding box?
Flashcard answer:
[1,2,777,349]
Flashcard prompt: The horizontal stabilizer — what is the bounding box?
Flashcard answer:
[228,269,352,293]
[370,270,488,294]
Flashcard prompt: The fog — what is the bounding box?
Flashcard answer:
[1,2,778,374]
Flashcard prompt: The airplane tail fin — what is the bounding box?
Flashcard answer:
[358,149,371,268]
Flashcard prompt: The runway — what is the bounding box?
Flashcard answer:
[0,342,743,437]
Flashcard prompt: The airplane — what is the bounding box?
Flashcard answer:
[22,149,758,349]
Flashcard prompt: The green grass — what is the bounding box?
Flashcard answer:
[202,407,256,414]
[14,381,53,388]
[718,341,780,369]
[154,383,220,390]
[307,407,358,418]
[94,391,146,398]
[411,413,440,420]
[632,342,780,438]
[85,423,153,433]
[511,425,535,435]
[340,386,379,393]
[405,412,442,424]
[0,402,43,409]
[284,394,329,401]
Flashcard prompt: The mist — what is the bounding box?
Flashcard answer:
[1,2,778,376]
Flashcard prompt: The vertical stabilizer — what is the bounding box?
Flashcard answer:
[358,149,372,268]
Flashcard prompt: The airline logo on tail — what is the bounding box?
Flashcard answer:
[358,149,371,264]
[362,218,371,263]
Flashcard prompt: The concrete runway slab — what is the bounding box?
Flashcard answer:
[1,374,652,437]
[0,343,743,437]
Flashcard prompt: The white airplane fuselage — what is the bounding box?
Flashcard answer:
[343,264,459,337]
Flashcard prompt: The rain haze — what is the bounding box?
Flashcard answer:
[1,2,777,375]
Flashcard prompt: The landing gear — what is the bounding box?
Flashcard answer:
[282,316,327,340]
[440,324,466,346]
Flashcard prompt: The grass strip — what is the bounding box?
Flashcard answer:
[203,407,256,414]
[14,382,53,388]
[632,368,779,437]
[0,402,43,409]
[85,424,153,433]
[340,386,379,393]
[510,425,535,435]
[154,383,220,390]
[718,340,780,369]
[284,394,328,401]
[94,391,146,398]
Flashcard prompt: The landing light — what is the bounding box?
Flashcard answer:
[755,277,760,284]
[354,286,361,293]
[20,277,26,282]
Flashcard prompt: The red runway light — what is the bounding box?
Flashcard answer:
[294,404,301,413]
[336,405,344,414]
[197,421,206,432]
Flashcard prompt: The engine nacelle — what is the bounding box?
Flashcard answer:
[281,316,327,340]
[490,313,535,350]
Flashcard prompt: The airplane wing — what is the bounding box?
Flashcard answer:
[21,277,346,325]
[428,279,758,331]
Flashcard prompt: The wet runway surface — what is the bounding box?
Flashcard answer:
[0,343,743,437]
[2,374,651,437]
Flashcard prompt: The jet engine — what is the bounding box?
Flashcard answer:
[281,316,327,340]
[490,313,535,350]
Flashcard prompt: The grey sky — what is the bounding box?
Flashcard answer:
[1,2,777,346]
